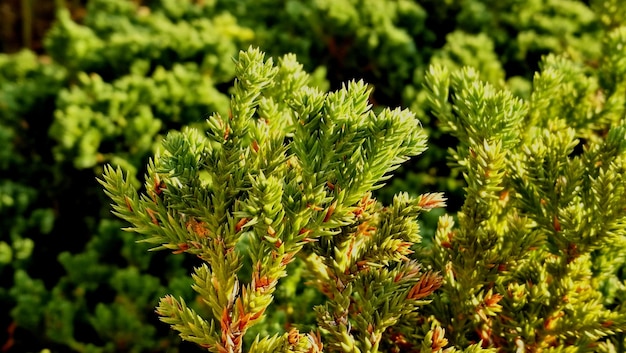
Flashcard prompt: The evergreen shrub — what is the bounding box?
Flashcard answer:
[1,0,625,352]
[102,42,626,351]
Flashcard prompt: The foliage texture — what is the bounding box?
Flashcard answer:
[101,47,450,353]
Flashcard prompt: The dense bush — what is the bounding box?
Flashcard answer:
[1,0,625,352]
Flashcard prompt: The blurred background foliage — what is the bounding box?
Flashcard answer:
[0,0,623,352]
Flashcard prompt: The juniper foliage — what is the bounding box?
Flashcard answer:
[417,25,626,352]
[101,47,453,353]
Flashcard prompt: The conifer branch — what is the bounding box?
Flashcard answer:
[101,47,444,352]
[419,32,626,350]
